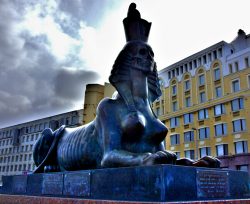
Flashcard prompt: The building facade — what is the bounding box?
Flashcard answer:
[0,109,83,183]
[1,29,249,182]
[83,83,115,124]
[153,29,250,173]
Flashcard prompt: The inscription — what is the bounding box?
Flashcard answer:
[63,172,90,197]
[12,176,27,194]
[197,170,229,198]
[42,173,63,195]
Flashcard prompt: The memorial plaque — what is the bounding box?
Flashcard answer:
[63,171,91,197]
[42,173,63,195]
[12,175,27,194]
[196,170,229,198]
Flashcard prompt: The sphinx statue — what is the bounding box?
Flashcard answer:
[33,3,220,173]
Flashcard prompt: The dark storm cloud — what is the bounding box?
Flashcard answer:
[0,0,103,128]
[54,68,99,100]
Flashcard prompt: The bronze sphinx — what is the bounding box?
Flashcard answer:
[33,3,220,173]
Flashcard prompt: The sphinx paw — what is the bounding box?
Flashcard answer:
[193,156,221,168]
[143,151,177,165]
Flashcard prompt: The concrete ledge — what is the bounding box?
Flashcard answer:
[0,165,249,202]
[0,194,250,204]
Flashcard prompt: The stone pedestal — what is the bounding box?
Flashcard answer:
[0,165,249,202]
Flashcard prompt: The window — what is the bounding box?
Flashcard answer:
[71,116,77,125]
[214,68,220,80]
[235,141,248,154]
[170,117,179,128]
[184,131,194,142]
[231,98,244,111]
[185,97,191,107]
[199,74,205,86]
[176,68,179,76]
[174,152,180,159]
[245,57,249,68]
[172,69,175,77]
[233,119,246,132]
[198,109,208,120]
[184,80,190,91]
[184,150,195,160]
[232,79,240,92]
[213,50,217,59]
[248,75,250,88]
[194,60,197,68]
[229,64,233,73]
[218,48,222,57]
[215,86,222,98]
[170,134,180,145]
[203,55,207,64]
[168,72,171,79]
[214,104,225,116]
[189,62,192,70]
[66,117,70,125]
[216,144,228,156]
[199,92,206,103]
[39,123,43,131]
[208,53,212,62]
[180,66,183,74]
[200,147,211,158]
[199,127,210,140]
[44,122,49,128]
[172,85,177,95]
[235,62,239,71]
[156,107,160,116]
[185,64,188,72]
[183,113,193,125]
[215,123,227,136]
[172,101,177,112]
[237,165,248,172]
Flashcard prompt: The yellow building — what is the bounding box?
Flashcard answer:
[83,83,115,124]
[83,29,250,172]
[152,29,250,171]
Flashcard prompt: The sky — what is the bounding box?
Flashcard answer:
[0,0,250,128]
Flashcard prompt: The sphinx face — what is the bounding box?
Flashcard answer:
[124,41,155,73]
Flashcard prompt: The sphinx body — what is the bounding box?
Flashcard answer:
[33,41,176,173]
[33,4,220,173]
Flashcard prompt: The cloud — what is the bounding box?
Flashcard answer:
[0,0,105,128]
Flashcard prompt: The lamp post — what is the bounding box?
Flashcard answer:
[192,127,199,160]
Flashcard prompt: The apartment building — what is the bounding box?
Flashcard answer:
[153,29,250,173]
[0,109,83,183]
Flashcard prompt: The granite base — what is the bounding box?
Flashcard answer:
[0,165,249,202]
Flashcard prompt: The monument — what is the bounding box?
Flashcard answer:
[32,3,220,174]
[0,3,249,203]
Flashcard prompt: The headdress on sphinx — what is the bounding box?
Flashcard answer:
[109,3,162,103]
[123,3,151,42]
